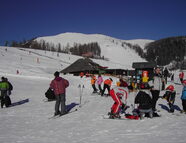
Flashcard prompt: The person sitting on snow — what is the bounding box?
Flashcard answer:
[162,85,176,113]
[135,83,153,119]
[108,84,129,119]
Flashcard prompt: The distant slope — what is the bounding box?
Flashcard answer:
[35,32,152,69]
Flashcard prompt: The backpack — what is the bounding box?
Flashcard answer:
[5,95,11,107]
[8,82,13,91]
[45,88,55,100]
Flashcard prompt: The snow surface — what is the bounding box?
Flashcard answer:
[0,46,186,143]
[36,33,153,69]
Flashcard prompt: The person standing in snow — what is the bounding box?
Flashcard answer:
[179,71,184,83]
[163,67,169,84]
[97,74,103,94]
[181,80,186,113]
[149,67,165,117]
[101,78,113,96]
[50,71,69,116]
[0,77,10,108]
[91,74,97,93]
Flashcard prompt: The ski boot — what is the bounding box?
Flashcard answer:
[108,112,121,119]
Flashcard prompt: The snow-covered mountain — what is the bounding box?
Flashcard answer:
[35,32,153,69]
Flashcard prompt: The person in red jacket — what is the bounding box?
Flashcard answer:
[179,71,184,83]
[50,71,69,116]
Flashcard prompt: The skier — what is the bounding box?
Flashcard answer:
[91,74,97,93]
[179,71,184,83]
[149,67,164,117]
[135,83,153,119]
[181,79,186,113]
[0,77,10,108]
[50,71,69,116]
[171,73,174,82]
[101,78,113,96]
[119,78,128,87]
[108,84,129,118]
[163,67,169,84]
[79,72,84,78]
[162,85,176,113]
[97,74,103,94]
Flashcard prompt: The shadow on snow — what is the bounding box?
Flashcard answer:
[159,104,182,112]
[66,102,79,112]
[9,98,29,107]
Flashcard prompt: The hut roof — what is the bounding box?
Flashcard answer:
[132,62,156,69]
[61,58,101,73]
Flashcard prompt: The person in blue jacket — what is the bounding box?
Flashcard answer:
[181,79,186,113]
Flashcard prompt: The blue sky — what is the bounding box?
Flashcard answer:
[0,0,186,45]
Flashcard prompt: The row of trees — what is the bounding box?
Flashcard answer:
[144,36,186,66]
[69,42,101,58]
[123,42,145,58]
[7,38,102,59]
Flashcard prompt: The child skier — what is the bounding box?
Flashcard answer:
[135,83,153,119]
[91,75,97,93]
[101,78,113,96]
[162,85,176,113]
[108,85,128,118]
[97,74,103,94]
[181,79,186,113]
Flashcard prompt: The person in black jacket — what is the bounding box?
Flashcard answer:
[135,83,153,119]
[163,67,169,84]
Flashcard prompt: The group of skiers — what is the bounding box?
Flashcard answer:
[0,77,13,108]
[89,67,186,119]
[1,68,186,120]
[91,74,113,96]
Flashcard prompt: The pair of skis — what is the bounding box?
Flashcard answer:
[49,108,78,119]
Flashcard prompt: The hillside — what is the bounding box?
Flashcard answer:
[145,36,186,66]
[35,32,153,69]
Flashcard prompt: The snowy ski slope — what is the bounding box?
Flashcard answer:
[0,46,186,143]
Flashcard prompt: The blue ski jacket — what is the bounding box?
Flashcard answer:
[181,86,186,100]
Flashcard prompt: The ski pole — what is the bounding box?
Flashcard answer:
[78,84,82,107]
[80,85,85,107]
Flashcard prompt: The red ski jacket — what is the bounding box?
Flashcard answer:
[50,77,69,95]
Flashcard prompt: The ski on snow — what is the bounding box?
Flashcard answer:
[49,108,78,119]
[102,115,139,120]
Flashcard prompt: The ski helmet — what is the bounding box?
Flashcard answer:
[166,85,174,91]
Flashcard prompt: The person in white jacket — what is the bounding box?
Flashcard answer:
[149,67,165,117]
